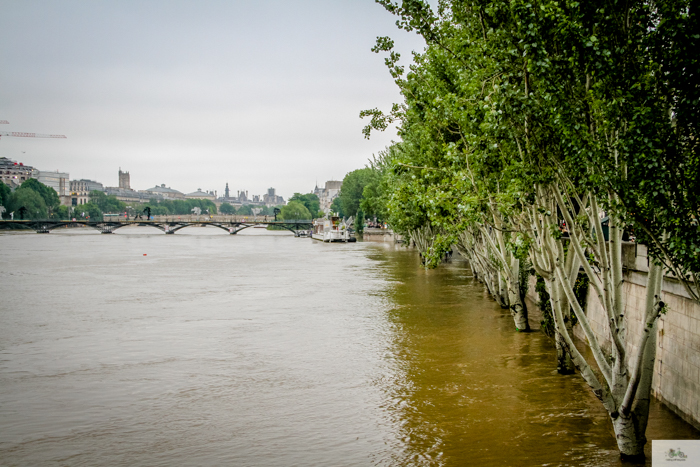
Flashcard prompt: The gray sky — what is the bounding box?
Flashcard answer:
[0,0,425,199]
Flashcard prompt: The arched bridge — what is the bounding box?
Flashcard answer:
[0,219,314,236]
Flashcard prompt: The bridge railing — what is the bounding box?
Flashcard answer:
[0,218,314,224]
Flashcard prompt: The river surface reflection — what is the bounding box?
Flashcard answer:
[0,227,696,466]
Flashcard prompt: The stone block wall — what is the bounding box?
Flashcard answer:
[526,245,700,428]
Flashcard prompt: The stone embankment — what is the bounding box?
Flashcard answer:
[361,228,402,242]
[526,243,700,429]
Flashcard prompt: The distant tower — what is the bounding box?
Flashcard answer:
[225,182,230,199]
[118,168,130,190]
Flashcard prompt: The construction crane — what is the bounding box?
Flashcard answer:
[0,131,67,140]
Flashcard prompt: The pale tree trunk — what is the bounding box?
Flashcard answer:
[457,229,502,300]
[526,186,577,373]
[480,211,530,331]
[543,180,668,459]
[507,258,530,331]
[611,259,664,459]
[410,225,434,265]
[544,279,575,374]
[457,225,529,330]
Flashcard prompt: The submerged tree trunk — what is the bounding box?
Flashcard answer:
[507,258,530,331]
[538,182,669,459]
[544,279,575,374]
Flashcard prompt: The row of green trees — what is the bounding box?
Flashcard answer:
[0,181,320,222]
[0,181,223,221]
[359,0,698,459]
[220,203,280,216]
[331,167,385,223]
[0,180,69,219]
[272,193,322,222]
[137,197,217,216]
[72,191,129,220]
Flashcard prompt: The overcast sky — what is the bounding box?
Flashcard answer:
[0,0,426,199]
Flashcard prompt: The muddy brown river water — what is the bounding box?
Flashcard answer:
[0,227,697,466]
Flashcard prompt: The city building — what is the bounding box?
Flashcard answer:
[105,169,150,203]
[118,169,130,190]
[314,180,342,214]
[263,187,285,206]
[142,184,186,200]
[35,170,70,205]
[0,157,35,188]
[217,184,283,207]
[185,188,216,201]
[104,186,152,203]
[69,179,104,206]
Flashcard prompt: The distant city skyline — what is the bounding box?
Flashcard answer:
[0,1,427,200]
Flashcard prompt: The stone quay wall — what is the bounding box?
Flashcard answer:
[526,243,700,428]
[361,228,402,242]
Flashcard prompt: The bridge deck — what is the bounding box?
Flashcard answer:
[0,219,314,235]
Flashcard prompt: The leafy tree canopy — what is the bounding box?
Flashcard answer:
[20,179,59,210]
[237,204,253,215]
[9,188,48,219]
[289,193,321,217]
[0,182,11,211]
[330,197,344,217]
[338,168,376,219]
[278,201,311,220]
[75,202,102,220]
[89,191,126,213]
[137,198,218,216]
[219,202,235,214]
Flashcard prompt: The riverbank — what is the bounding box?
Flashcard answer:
[361,227,402,243]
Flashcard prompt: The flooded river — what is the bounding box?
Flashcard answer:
[0,227,697,466]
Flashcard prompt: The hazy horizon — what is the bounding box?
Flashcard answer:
[0,0,426,200]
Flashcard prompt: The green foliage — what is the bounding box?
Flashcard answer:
[360,0,700,291]
[237,204,253,216]
[9,188,47,219]
[0,182,11,212]
[20,179,59,211]
[89,191,126,213]
[289,193,320,217]
[54,205,70,220]
[279,201,311,220]
[259,205,280,216]
[137,198,218,216]
[338,168,376,219]
[219,202,235,215]
[330,197,344,217]
[356,207,365,234]
[74,202,102,220]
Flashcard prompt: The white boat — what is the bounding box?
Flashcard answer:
[311,217,352,242]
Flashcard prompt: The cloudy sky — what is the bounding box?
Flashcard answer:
[0,0,426,199]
